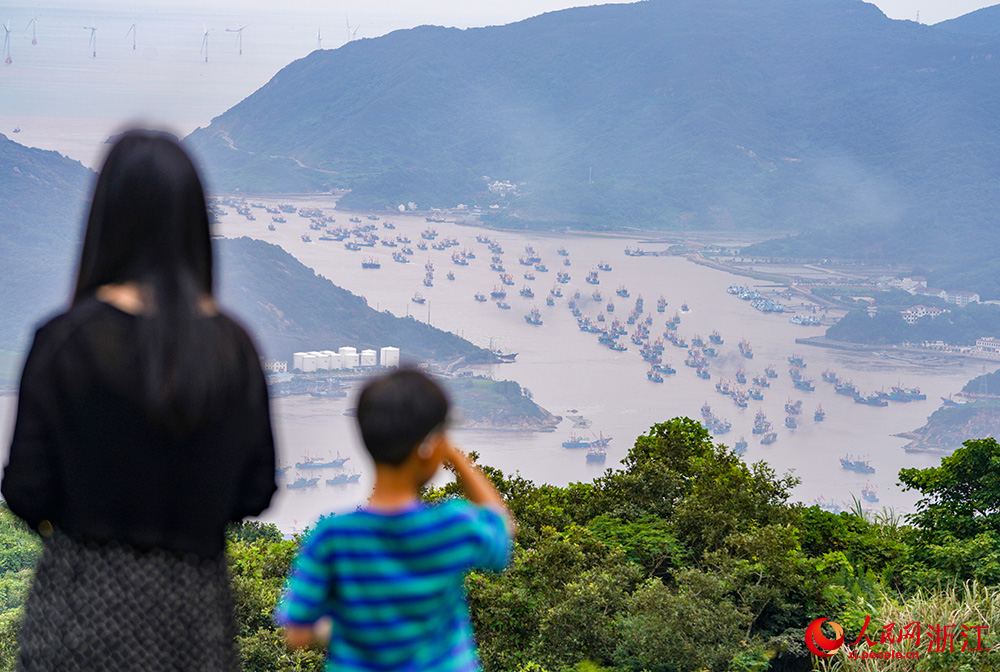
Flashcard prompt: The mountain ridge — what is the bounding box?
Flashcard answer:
[187,0,1000,267]
[0,134,487,365]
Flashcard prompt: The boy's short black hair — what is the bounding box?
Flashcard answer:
[356,368,450,466]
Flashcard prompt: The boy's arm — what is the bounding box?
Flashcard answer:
[442,438,517,536]
[284,618,332,649]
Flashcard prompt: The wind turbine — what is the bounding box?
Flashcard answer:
[25,17,36,45]
[125,23,136,50]
[84,25,96,58]
[200,24,209,62]
[225,25,247,55]
[3,22,11,63]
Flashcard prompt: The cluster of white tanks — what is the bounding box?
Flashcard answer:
[292,346,400,373]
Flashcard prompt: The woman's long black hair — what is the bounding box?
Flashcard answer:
[74,129,235,433]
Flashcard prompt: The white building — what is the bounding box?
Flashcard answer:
[380,347,400,368]
[976,337,1000,355]
[945,290,980,307]
[900,305,949,324]
[360,349,378,367]
[261,359,288,374]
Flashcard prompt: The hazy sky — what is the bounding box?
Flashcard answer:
[29,0,1000,29]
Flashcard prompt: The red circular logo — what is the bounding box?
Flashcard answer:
[805,618,845,657]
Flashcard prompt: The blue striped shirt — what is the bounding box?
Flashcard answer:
[276,499,511,672]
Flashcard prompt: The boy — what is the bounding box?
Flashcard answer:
[276,368,515,671]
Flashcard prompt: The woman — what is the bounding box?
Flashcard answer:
[1,130,277,671]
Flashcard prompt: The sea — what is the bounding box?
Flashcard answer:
[0,4,980,533]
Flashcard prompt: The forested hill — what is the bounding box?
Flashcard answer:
[216,237,491,363]
[188,0,1000,264]
[0,134,91,350]
[0,135,486,366]
[935,5,1000,36]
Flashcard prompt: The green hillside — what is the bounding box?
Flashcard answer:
[0,135,486,369]
[216,237,491,363]
[935,4,1000,36]
[0,134,91,352]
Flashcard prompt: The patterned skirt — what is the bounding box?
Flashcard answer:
[16,531,239,672]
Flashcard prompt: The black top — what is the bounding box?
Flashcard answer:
[1,299,277,559]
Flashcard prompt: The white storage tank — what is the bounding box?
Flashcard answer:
[360,349,377,367]
[293,352,308,371]
[301,354,319,373]
[380,347,400,368]
[339,347,359,369]
[327,352,343,370]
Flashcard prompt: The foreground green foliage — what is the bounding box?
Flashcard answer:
[2,423,998,671]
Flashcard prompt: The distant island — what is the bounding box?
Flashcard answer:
[896,368,1000,453]
[448,376,560,431]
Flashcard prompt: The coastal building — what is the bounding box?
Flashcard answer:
[944,290,980,307]
[261,359,288,374]
[900,305,949,324]
[975,337,1000,356]
[912,286,947,300]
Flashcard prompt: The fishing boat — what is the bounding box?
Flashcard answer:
[267,224,276,231]
[296,453,350,469]
[326,472,362,486]
[361,256,381,269]
[497,300,511,310]
[286,476,320,490]
[861,483,879,503]
[585,445,607,463]
[840,454,875,474]
[760,432,777,445]
[657,296,667,313]
[738,339,753,359]
[562,433,612,449]
[854,393,888,407]
[647,368,664,383]
[586,270,600,285]
[785,415,797,429]
[708,330,723,345]
[597,261,612,271]
[785,398,803,414]
[764,364,777,378]
[446,271,456,281]
[300,234,312,243]
[814,405,825,421]
[733,436,748,455]
[412,292,426,304]
[525,308,543,325]
[520,286,535,298]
